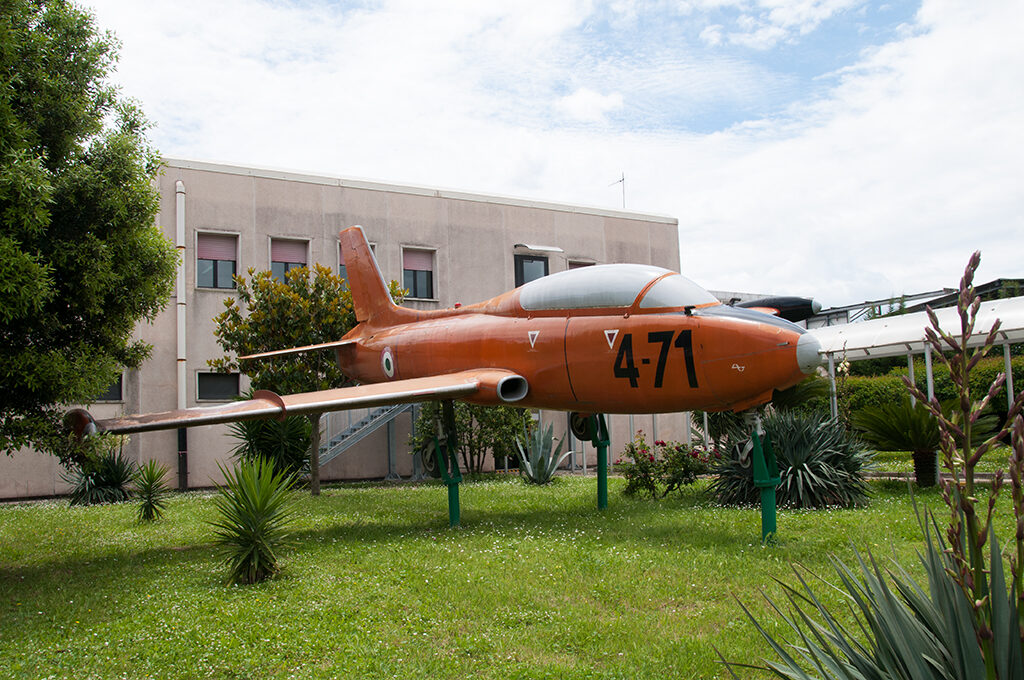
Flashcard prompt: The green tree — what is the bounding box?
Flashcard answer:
[210,265,404,495]
[410,401,533,475]
[0,0,177,463]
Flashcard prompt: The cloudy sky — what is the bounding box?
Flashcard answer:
[84,0,1022,307]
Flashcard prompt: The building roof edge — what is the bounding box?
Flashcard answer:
[162,157,678,225]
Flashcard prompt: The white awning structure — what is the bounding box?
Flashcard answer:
[809,295,1024,418]
[810,296,1024,360]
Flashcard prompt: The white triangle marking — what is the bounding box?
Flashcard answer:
[604,329,619,349]
[528,330,540,348]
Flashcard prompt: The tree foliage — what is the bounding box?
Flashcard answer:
[410,401,533,475]
[210,265,404,494]
[0,0,176,462]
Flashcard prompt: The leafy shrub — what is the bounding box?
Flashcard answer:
[134,460,170,522]
[909,354,1024,423]
[844,374,908,413]
[228,390,311,480]
[210,458,297,585]
[514,422,570,485]
[707,412,872,509]
[616,433,713,499]
[65,435,137,506]
[410,402,533,475]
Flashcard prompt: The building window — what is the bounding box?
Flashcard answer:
[271,238,308,281]
[402,248,434,299]
[197,373,239,401]
[94,374,123,402]
[197,233,237,289]
[515,254,549,287]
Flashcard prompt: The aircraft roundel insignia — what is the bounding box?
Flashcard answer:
[381,347,395,378]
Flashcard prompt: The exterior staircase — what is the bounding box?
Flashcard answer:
[319,403,415,466]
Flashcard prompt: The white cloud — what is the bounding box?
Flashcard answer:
[555,87,625,123]
[82,0,1024,306]
[699,23,724,45]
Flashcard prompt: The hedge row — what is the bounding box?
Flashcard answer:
[834,355,1024,416]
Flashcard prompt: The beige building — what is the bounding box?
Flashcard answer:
[0,158,686,500]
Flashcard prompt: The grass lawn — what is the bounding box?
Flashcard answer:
[869,445,1013,475]
[0,475,1013,679]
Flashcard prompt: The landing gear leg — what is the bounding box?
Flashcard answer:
[571,412,610,511]
[432,400,462,528]
[742,411,779,544]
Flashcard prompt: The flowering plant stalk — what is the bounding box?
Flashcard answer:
[900,251,1024,673]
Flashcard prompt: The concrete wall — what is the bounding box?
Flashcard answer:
[0,159,683,499]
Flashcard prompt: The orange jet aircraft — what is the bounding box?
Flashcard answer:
[67,226,822,437]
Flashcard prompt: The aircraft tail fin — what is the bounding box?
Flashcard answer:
[339,225,415,326]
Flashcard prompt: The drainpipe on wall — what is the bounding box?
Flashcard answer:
[175,180,188,490]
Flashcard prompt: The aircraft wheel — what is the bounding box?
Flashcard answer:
[420,445,442,478]
[569,412,593,441]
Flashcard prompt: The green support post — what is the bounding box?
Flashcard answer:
[434,400,462,528]
[751,429,780,543]
[587,414,610,510]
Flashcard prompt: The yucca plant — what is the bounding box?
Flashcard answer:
[210,458,298,585]
[228,391,311,481]
[134,460,170,522]
[707,411,872,509]
[65,435,137,506]
[515,422,571,485]
[731,252,1024,679]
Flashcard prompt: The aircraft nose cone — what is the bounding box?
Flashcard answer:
[796,333,822,374]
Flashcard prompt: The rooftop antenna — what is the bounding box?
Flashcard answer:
[609,172,625,209]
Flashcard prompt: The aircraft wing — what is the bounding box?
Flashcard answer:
[67,369,527,437]
[809,296,1024,360]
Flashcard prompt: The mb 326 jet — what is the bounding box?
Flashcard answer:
[69,226,823,438]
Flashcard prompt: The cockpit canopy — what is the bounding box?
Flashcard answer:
[518,264,719,311]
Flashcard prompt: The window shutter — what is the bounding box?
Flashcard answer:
[197,233,237,260]
[271,239,307,263]
[403,249,433,271]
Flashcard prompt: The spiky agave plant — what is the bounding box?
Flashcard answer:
[134,460,170,522]
[728,512,1023,680]
[515,422,571,485]
[707,411,872,509]
[65,435,137,506]
[210,458,298,585]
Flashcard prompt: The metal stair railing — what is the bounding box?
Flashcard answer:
[319,403,414,465]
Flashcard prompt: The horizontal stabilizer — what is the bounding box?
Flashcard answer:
[239,339,356,361]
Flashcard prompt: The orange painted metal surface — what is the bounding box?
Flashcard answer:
[334,226,813,415]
